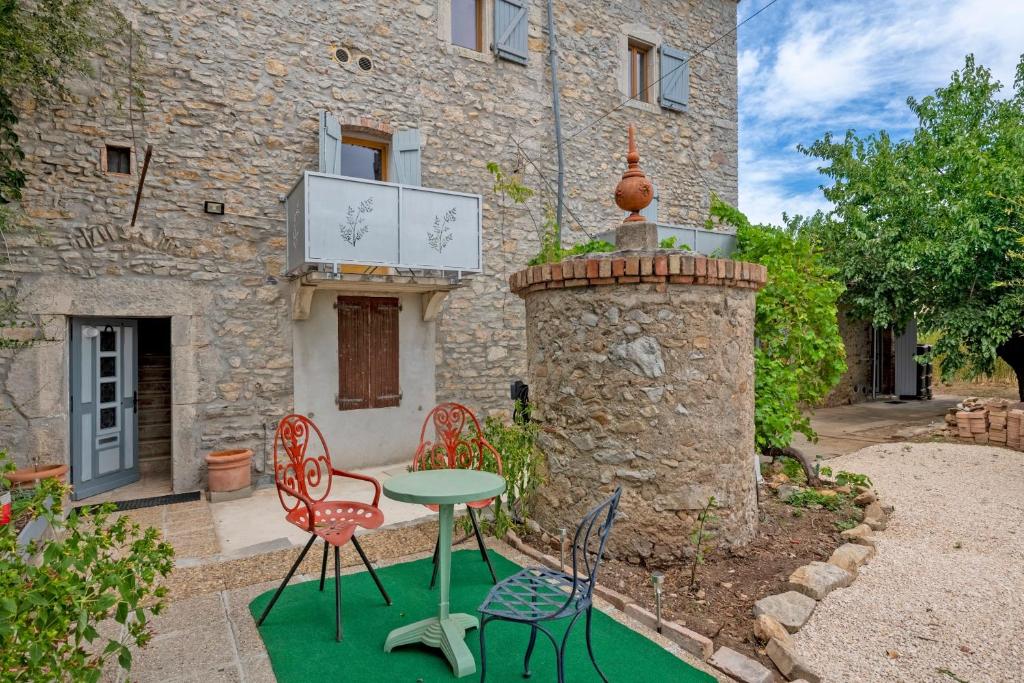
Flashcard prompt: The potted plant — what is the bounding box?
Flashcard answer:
[6,452,68,488]
[0,451,174,680]
[205,448,254,493]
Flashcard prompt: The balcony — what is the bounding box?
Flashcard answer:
[286,172,483,275]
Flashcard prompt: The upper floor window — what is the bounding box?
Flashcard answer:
[340,136,388,181]
[628,39,653,103]
[451,0,483,51]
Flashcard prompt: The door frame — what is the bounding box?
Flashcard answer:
[69,316,141,501]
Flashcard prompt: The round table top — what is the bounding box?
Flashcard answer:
[383,469,506,506]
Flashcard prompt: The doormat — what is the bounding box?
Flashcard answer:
[81,491,202,512]
[885,400,907,404]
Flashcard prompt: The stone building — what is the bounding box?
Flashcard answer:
[0,0,739,499]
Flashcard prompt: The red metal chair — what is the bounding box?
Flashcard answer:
[412,402,503,586]
[256,414,391,641]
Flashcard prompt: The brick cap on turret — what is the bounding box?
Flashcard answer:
[509,252,767,297]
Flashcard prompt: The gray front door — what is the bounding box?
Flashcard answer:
[71,318,140,500]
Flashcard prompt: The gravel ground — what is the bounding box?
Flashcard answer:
[793,442,1024,683]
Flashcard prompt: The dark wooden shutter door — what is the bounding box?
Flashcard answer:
[337,298,370,410]
[369,298,401,408]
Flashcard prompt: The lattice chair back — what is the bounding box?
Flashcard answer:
[413,402,501,474]
[569,486,623,602]
[273,414,334,515]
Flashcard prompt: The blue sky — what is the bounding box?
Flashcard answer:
[736,0,1024,225]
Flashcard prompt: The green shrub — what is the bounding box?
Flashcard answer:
[478,411,545,537]
[784,489,844,511]
[0,452,174,681]
[658,236,691,250]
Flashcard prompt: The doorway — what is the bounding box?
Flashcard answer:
[70,317,172,501]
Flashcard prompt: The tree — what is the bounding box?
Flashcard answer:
[710,197,847,482]
[802,55,1024,398]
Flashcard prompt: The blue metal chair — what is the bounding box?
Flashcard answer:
[477,487,622,683]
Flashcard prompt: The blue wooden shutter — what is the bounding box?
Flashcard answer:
[641,184,659,222]
[390,129,422,186]
[319,111,342,174]
[659,45,690,112]
[494,0,529,65]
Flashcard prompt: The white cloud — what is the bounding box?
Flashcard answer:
[738,0,1024,225]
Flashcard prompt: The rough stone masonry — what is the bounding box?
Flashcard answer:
[511,252,765,562]
[0,0,738,489]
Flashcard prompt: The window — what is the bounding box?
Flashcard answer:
[105,145,131,174]
[628,40,653,103]
[337,296,400,410]
[451,0,483,51]
[339,136,388,181]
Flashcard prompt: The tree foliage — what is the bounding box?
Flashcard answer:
[801,55,1024,396]
[712,197,847,452]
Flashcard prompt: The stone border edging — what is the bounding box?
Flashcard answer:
[746,491,892,683]
[508,254,767,297]
[505,490,892,683]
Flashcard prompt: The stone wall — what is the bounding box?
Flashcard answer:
[821,308,874,407]
[513,254,765,563]
[0,0,738,484]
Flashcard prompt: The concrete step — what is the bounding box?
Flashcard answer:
[139,422,171,440]
[139,457,171,477]
[139,438,172,459]
[138,380,171,394]
[138,394,170,410]
[137,408,171,426]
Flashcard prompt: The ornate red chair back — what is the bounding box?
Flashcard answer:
[273,414,334,515]
[412,403,502,508]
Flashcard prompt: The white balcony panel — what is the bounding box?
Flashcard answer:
[287,172,482,273]
[400,187,481,271]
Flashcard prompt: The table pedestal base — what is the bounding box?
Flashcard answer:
[385,613,479,677]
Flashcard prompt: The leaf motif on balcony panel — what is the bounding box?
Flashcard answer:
[339,197,374,247]
[427,206,456,253]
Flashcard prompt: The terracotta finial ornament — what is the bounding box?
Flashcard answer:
[614,124,654,222]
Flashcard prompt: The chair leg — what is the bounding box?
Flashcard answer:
[523,624,538,678]
[429,529,440,589]
[585,606,609,682]
[256,535,317,627]
[351,535,391,605]
[478,616,490,683]
[559,612,585,683]
[319,539,329,592]
[468,507,498,584]
[334,545,342,642]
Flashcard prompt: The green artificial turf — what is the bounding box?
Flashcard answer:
[250,548,715,682]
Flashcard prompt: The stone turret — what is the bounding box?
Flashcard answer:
[509,128,766,563]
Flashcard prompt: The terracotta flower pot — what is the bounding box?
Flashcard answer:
[205,448,253,493]
[7,463,69,488]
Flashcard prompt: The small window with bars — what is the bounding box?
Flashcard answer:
[336,296,401,410]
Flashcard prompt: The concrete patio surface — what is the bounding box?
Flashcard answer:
[209,462,436,557]
[791,395,959,461]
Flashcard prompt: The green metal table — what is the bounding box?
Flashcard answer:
[383,469,506,678]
